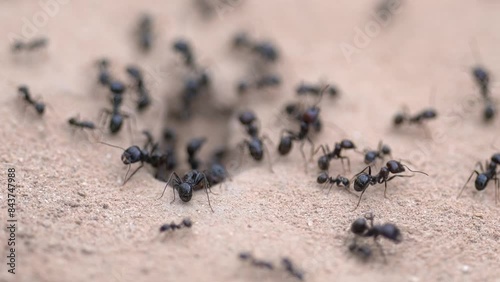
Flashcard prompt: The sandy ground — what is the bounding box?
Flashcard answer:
[1,0,500,281]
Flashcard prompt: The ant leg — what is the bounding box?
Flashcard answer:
[299,140,308,172]
[262,140,274,173]
[326,181,336,196]
[351,187,369,212]
[202,174,214,212]
[122,163,144,186]
[374,238,387,263]
[340,156,351,174]
[312,144,328,158]
[97,109,112,131]
[236,141,248,170]
[306,137,316,162]
[457,170,480,199]
[158,172,180,200]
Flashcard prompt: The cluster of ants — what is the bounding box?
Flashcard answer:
[239,252,304,281]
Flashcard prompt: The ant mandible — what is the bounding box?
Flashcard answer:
[352,160,428,210]
[158,170,214,212]
[457,153,500,203]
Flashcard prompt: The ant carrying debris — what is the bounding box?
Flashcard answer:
[158,170,214,212]
[186,137,207,170]
[126,65,152,111]
[237,74,281,94]
[238,111,274,171]
[457,153,500,203]
[296,82,338,97]
[315,139,357,172]
[239,252,274,270]
[281,257,304,281]
[361,141,392,166]
[393,107,438,127]
[352,160,428,210]
[137,14,153,52]
[99,81,132,134]
[350,212,402,260]
[316,171,350,194]
[233,32,279,62]
[18,85,45,115]
[12,37,48,52]
[159,218,192,232]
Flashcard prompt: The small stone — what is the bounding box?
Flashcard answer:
[103,203,109,209]
[461,265,470,273]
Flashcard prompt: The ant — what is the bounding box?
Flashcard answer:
[237,74,281,94]
[205,146,231,186]
[177,71,211,119]
[471,66,496,121]
[126,65,152,111]
[296,82,338,97]
[350,212,402,260]
[282,102,322,133]
[137,14,153,52]
[352,160,428,210]
[159,218,192,232]
[315,139,357,172]
[281,258,304,281]
[97,59,112,86]
[239,252,274,270]
[187,137,206,170]
[68,116,97,139]
[158,170,214,212]
[233,32,279,62]
[12,37,48,52]
[393,108,438,127]
[457,153,500,203]
[173,39,195,68]
[100,81,132,134]
[348,240,373,260]
[238,111,274,171]
[361,141,392,165]
[18,85,45,115]
[161,127,178,171]
[316,171,350,194]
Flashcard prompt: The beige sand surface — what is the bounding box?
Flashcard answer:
[1,1,500,281]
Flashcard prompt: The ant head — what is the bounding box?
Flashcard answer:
[98,58,109,68]
[121,146,143,165]
[351,218,368,235]
[233,32,250,48]
[381,144,391,155]
[173,39,190,53]
[326,85,339,97]
[68,117,76,125]
[159,224,171,232]
[109,115,124,133]
[278,135,293,155]
[340,177,350,187]
[238,111,257,125]
[187,137,207,156]
[253,42,279,62]
[317,155,330,170]
[317,172,329,184]
[110,81,126,95]
[285,103,299,115]
[18,85,29,96]
[302,106,320,124]
[198,71,210,87]
[421,108,438,119]
[393,113,405,126]
[364,151,377,165]
[354,174,371,192]
[472,66,489,85]
[483,104,496,121]
[178,182,193,202]
[126,66,142,81]
[248,139,264,160]
[474,173,489,191]
[386,160,405,173]
[163,127,176,142]
[378,223,402,243]
[182,218,192,228]
[340,139,356,149]
[491,153,500,165]
[35,103,45,115]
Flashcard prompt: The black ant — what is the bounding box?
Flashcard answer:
[158,170,214,212]
[362,141,392,165]
[233,32,279,62]
[187,137,207,170]
[393,108,438,127]
[316,172,350,194]
[100,81,132,134]
[237,74,281,94]
[173,39,195,68]
[281,257,304,281]
[159,218,192,232]
[162,127,178,171]
[296,82,338,97]
[348,240,373,260]
[238,111,274,171]
[471,66,496,121]
[315,139,357,172]
[126,65,152,111]
[68,116,97,137]
[18,85,45,115]
[239,252,274,270]
[97,59,112,86]
[282,102,322,133]
[178,71,211,119]
[458,153,500,203]
[12,37,48,52]
[137,14,153,52]
[205,146,231,186]
[352,160,428,210]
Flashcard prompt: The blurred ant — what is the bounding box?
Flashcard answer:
[296,82,338,97]
[99,81,132,134]
[206,146,231,186]
[68,116,96,130]
[457,153,500,203]
[316,171,350,194]
[350,212,402,260]
[237,74,281,94]
[158,170,214,212]
[470,41,496,121]
[238,111,274,171]
[173,39,195,68]
[162,127,178,171]
[239,252,274,270]
[177,71,211,119]
[186,137,206,170]
[126,65,152,111]
[282,102,322,133]
[137,14,153,52]
[18,85,45,115]
[393,107,438,127]
[97,59,112,86]
[352,160,428,210]
[233,32,279,62]
[159,218,192,232]
[12,37,48,52]
[361,141,392,165]
[348,240,372,260]
[281,257,304,281]
[315,139,357,172]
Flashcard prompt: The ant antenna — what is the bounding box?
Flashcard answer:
[98,141,126,151]
[402,164,429,176]
[158,171,176,200]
